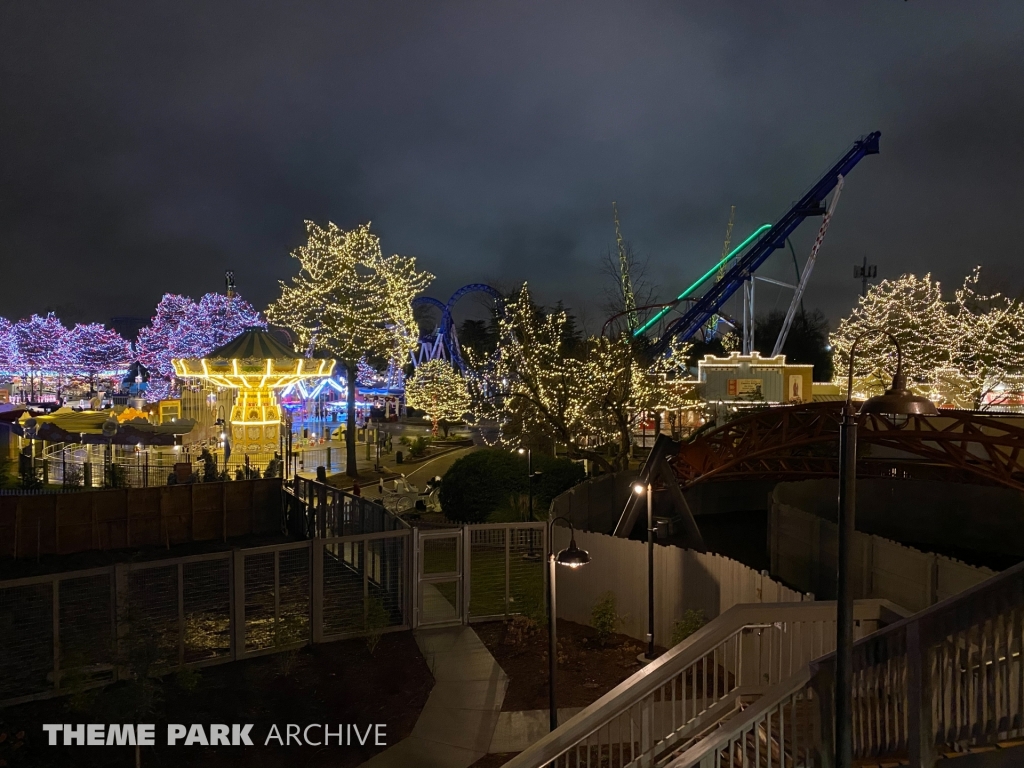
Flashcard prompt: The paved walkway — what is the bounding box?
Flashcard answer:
[360,625,508,768]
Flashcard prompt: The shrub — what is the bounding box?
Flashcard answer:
[63,463,83,488]
[175,666,202,692]
[591,591,624,646]
[440,449,586,524]
[488,493,531,523]
[199,448,219,482]
[533,457,586,511]
[670,609,707,647]
[0,455,15,489]
[365,597,390,654]
[106,463,128,488]
[408,436,430,459]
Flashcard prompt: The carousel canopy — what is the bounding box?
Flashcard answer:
[207,327,298,360]
[172,327,334,388]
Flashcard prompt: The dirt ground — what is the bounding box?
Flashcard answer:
[0,632,432,768]
[476,618,666,712]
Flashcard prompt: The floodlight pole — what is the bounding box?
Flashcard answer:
[646,480,655,660]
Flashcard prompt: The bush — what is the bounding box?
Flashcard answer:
[670,609,707,647]
[591,591,624,646]
[0,455,15,489]
[534,457,586,509]
[200,448,219,482]
[63,463,83,488]
[408,436,430,459]
[365,597,389,654]
[105,463,128,488]
[440,449,586,524]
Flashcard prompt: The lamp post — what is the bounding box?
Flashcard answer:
[835,332,936,768]
[633,481,656,660]
[517,446,535,521]
[547,515,590,731]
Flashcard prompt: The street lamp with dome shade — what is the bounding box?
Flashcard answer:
[546,515,590,731]
[834,331,937,768]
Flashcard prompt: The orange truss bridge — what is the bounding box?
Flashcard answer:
[673,402,1024,492]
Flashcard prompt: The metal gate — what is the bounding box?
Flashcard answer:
[413,528,464,627]
[412,523,546,628]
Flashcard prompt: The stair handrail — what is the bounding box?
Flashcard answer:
[503,599,904,768]
[664,559,1024,768]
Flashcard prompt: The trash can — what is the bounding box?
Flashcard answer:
[396,451,404,464]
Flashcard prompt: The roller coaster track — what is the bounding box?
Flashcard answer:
[411,283,502,371]
[643,131,880,357]
[673,402,1024,492]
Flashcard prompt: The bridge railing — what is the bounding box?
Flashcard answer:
[502,600,905,768]
[665,559,1024,768]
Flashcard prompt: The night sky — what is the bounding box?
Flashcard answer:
[2,1,1022,333]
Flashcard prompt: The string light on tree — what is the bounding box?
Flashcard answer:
[267,221,433,477]
[831,267,1024,409]
[405,358,471,437]
[467,284,691,471]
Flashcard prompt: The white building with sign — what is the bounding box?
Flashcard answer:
[698,351,814,407]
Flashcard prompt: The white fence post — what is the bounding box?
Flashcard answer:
[462,525,471,625]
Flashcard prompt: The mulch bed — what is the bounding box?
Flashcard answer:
[476,618,666,711]
[0,632,432,768]
[470,753,519,767]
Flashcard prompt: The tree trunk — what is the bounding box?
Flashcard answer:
[345,360,358,477]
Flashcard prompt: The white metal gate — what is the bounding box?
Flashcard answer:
[412,523,546,629]
[413,528,464,627]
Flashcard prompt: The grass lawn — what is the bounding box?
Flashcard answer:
[420,536,544,621]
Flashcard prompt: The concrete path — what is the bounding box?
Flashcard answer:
[360,625,508,768]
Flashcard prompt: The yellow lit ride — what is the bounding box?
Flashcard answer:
[173,328,334,454]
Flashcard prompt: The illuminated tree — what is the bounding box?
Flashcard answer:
[944,269,1024,408]
[405,359,471,437]
[268,221,433,476]
[61,324,133,391]
[136,294,199,381]
[0,317,21,377]
[471,285,689,471]
[832,268,1024,408]
[137,292,264,401]
[13,313,69,401]
[831,274,948,399]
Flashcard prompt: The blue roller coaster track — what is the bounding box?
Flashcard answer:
[412,283,502,372]
[646,131,880,358]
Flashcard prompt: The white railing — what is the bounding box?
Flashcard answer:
[665,559,1024,768]
[503,600,906,768]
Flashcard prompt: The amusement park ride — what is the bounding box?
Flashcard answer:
[599,131,879,361]
[411,284,502,372]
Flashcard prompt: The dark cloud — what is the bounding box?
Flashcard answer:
[1,0,1022,331]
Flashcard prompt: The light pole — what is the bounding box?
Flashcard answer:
[517,446,536,521]
[835,332,936,768]
[633,481,656,660]
[547,515,590,731]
